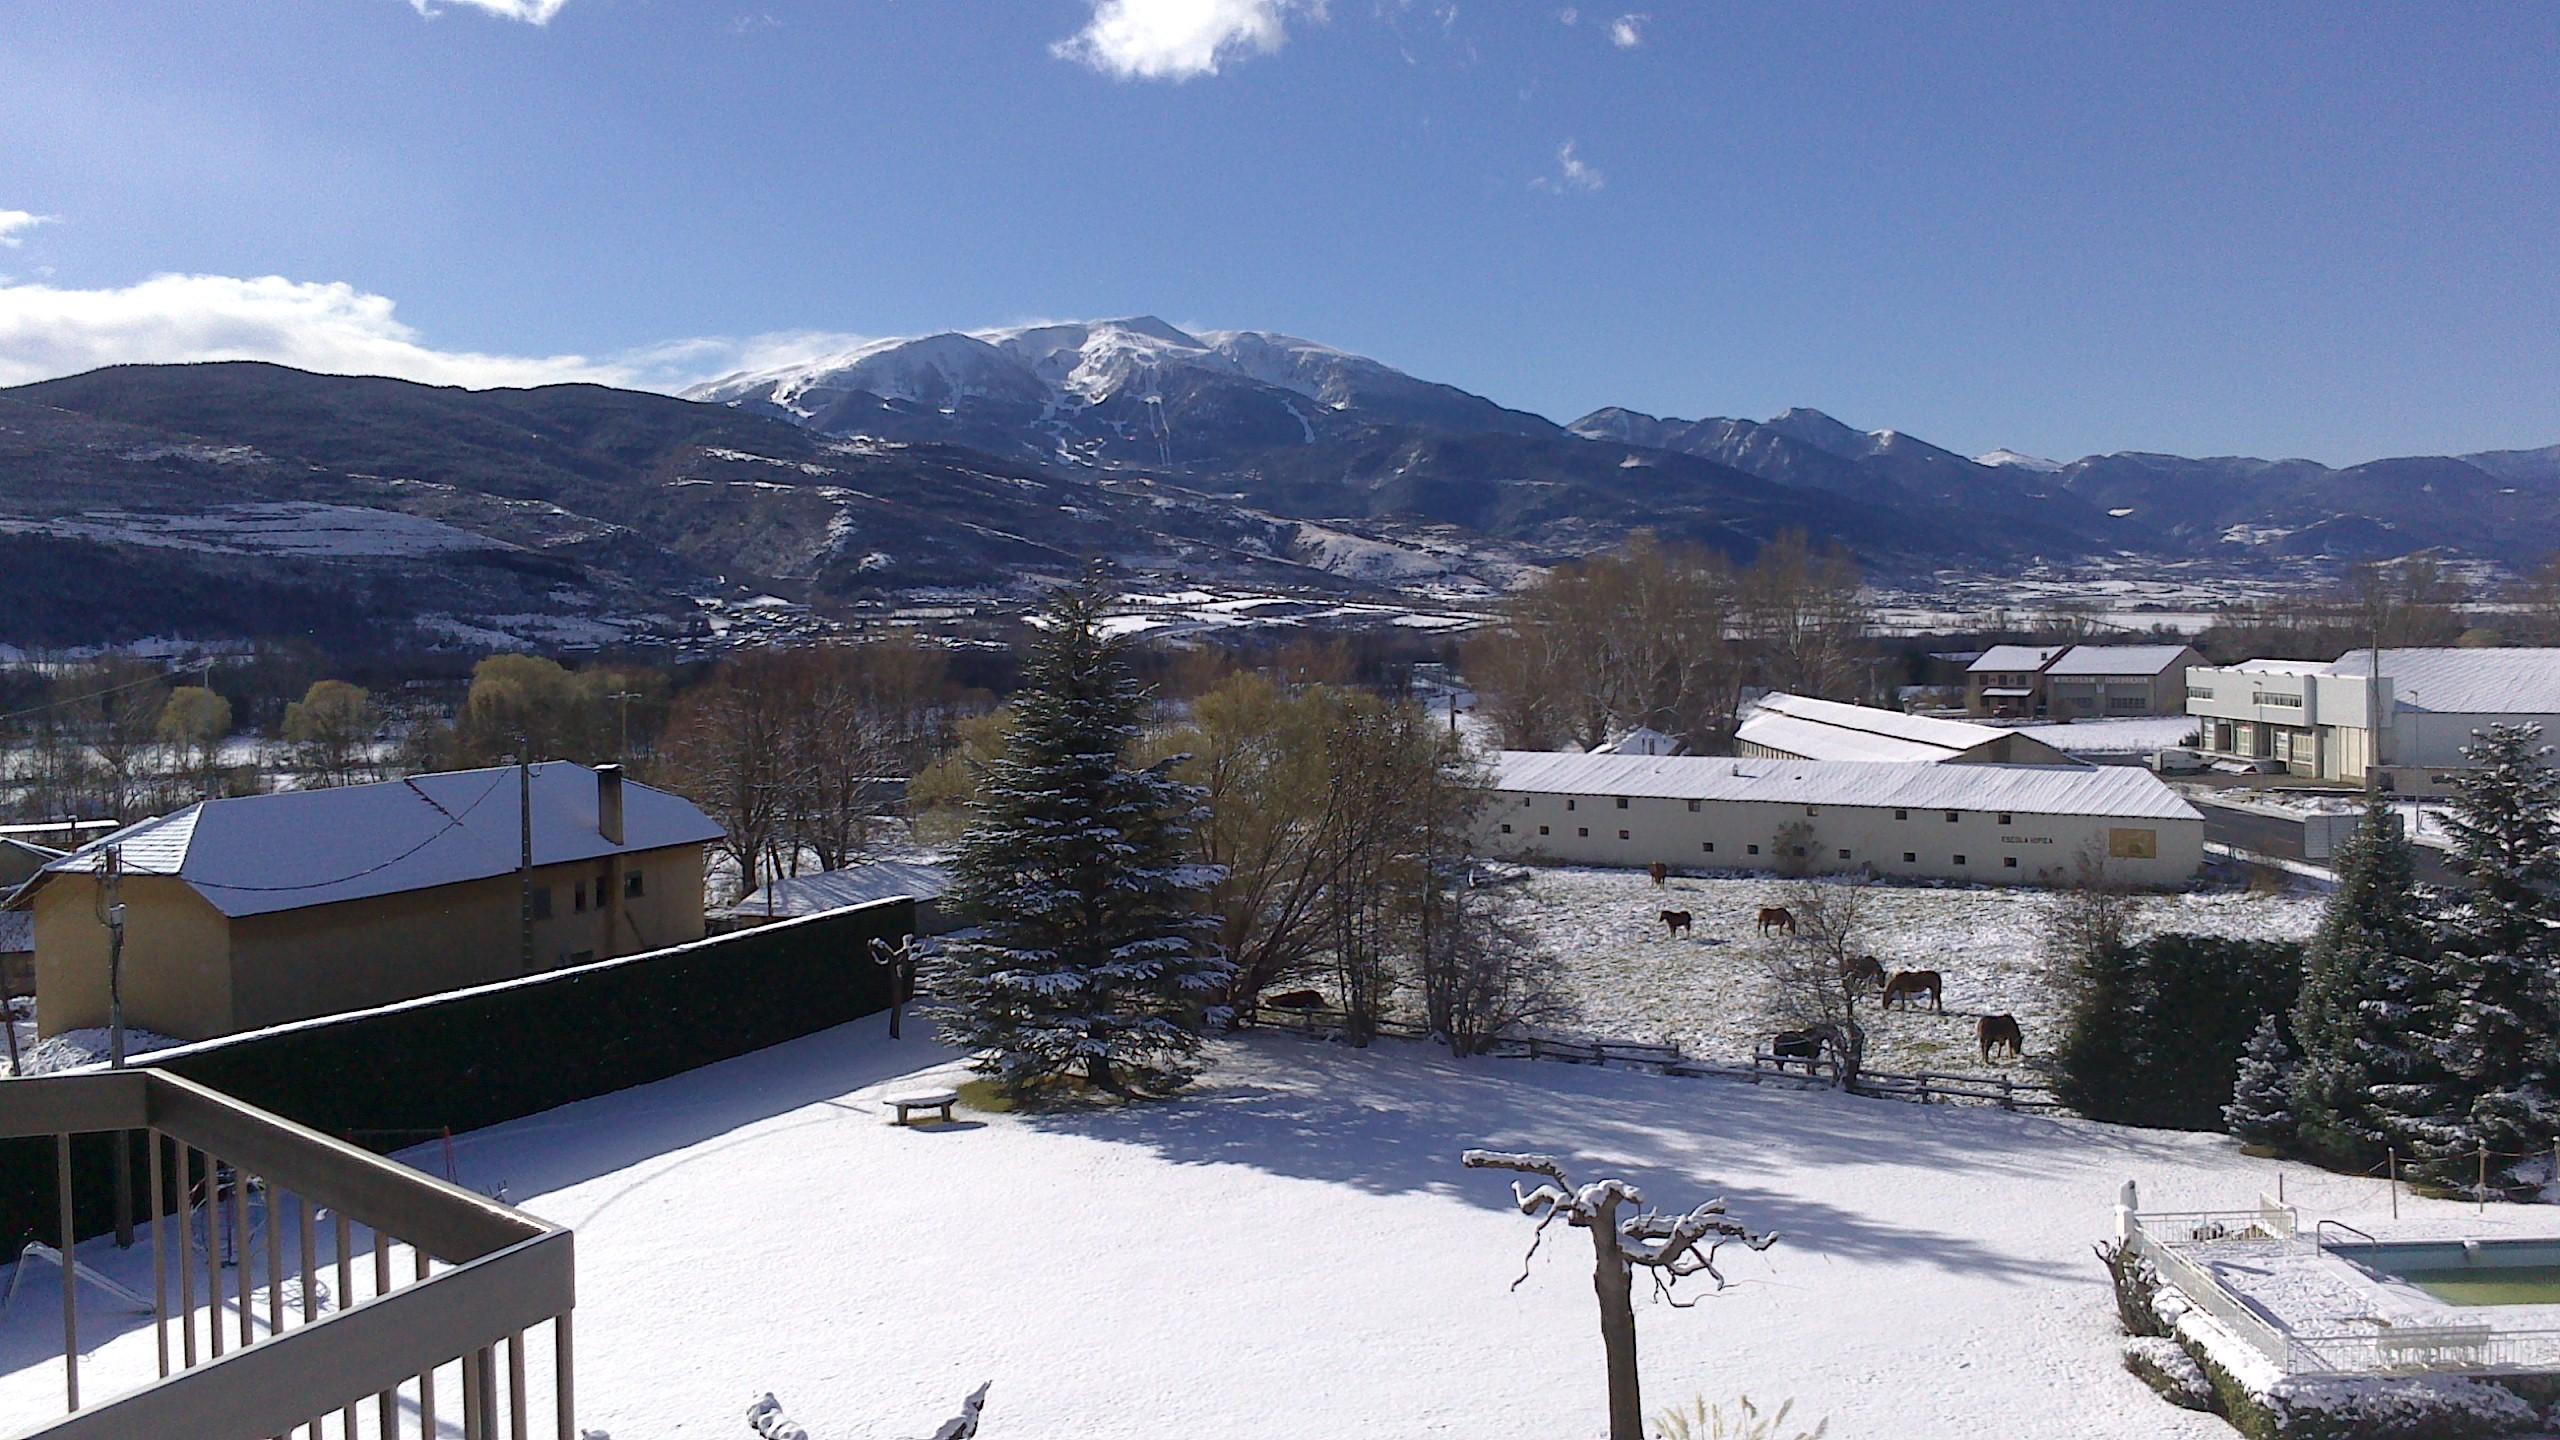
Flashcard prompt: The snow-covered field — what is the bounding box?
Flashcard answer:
[8,1022,2481,1440]
[1513,866,2324,1080]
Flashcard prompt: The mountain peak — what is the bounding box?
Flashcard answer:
[1761,406,1869,459]
[1976,448,2064,473]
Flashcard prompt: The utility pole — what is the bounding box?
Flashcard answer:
[607,690,641,761]
[99,844,133,1248]
[518,750,536,973]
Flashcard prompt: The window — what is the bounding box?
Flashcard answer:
[1538,825,1550,836]
[625,871,645,899]
[1804,805,1819,816]
[1686,799,1702,812]
[1953,854,1968,865]
[1944,810,1960,823]
[1521,796,1533,807]
[2003,857,2019,869]
[1566,799,1577,811]
[1617,829,1630,840]
[2190,683,2215,700]
[1577,827,1589,838]
[531,887,553,920]
[1894,808,1909,821]
[1902,851,1916,863]
[1836,848,1851,860]
[1747,844,1761,855]
[1614,797,1629,810]
[1701,842,1716,854]
[1500,823,1514,835]
[1792,846,1807,859]
[1997,812,2012,826]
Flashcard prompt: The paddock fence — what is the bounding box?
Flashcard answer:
[1236,1006,2063,1112]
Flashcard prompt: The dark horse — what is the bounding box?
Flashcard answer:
[1659,909,1693,938]
[1648,861,1669,888]
[1768,1029,1826,1073]
[1881,970,1944,1013]
[1841,954,1888,992]
[1977,1013,2024,1062]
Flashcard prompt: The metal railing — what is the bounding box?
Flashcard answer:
[3,1067,575,1439]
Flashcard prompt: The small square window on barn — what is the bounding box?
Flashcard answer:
[1836,849,1850,860]
[1567,799,1577,811]
[1998,812,2013,826]
[1894,808,1909,821]
[1618,829,1630,840]
[1792,846,1807,858]
[572,882,588,915]
[1902,851,1916,864]
[1500,823,1514,834]
[1804,805,1819,816]
[1577,827,1589,838]
[1687,799,1702,812]
[625,871,645,899]
[1953,854,1968,865]
[1615,797,1629,810]
[1701,842,1715,853]
[1747,844,1761,855]
[2003,856,2018,868]
[1521,796,1532,807]
[1944,810,1961,823]
[1538,825,1550,836]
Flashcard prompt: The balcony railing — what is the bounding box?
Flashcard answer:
[3,1067,575,1439]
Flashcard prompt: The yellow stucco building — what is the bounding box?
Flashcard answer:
[11,762,722,1042]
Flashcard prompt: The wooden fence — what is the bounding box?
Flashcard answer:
[1238,1006,2063,1113]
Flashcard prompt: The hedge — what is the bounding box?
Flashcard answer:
[1,899,913,1251]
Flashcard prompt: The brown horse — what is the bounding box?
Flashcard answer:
[1648,861,1669,888]
[1881,969,1944,1013]
[1756,906,1797,935]
[1841,954,1888,992]
[1977,1013,2024,1062]
[1659,909,1693,938]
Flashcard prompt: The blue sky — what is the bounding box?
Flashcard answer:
[2,0,2554,464]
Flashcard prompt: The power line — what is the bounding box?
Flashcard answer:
[77,769,517,896]
[0,664,204,726]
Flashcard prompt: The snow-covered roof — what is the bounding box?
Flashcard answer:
[2333,648,2560,715]
[1492,751,2200,822]
[1589,725,1682,756]
[1967,645,2066,674]
[21,763,724,920]
[1737,693,2019,764]
[2229,658,2333,675]
[2044,644,2197,678]
[720,860,950,920]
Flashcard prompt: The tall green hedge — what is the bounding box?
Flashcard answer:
[1,900,912,1250]
[2054,933,2304,1131]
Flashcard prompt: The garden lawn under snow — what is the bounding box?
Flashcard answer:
[1514,866,2323,1082]
[4,1022,2491,1440]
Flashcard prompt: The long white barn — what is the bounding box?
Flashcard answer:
[1482,750,2203,887]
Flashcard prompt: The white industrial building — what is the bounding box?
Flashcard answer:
[2185,647,2560,784]
[1735,693,2082,766]
[1481,751,2204,888]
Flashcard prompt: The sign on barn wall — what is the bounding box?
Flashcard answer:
[2108,827,2159,860]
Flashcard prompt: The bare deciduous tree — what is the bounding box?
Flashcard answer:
[1419,881,1571,1056]
[1463,1150,1776,1440]
[1756,878,1879,1087]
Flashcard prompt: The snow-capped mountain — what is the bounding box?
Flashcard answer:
[1976,448,2065,472]
[688,316,1554,468]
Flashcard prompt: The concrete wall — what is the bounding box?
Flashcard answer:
[33,874,235,1039]
[31,844,710,1040]
[2047,658,2201,719]
[1479,789,2201,888]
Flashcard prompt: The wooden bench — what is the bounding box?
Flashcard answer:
[889,1089,959,1126]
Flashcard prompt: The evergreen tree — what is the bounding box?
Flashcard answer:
[2415,723,2560,1179]
[2226,1013,2299,1149]
[2288,803,2444,1166]
[932,569,1231,1099]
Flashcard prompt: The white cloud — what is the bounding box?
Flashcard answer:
[1608,11,1645,47]
[0,271,866,393]
[0,211,55,248]
[1532,140,1604,193]
[1557,7,1578,25]
[1053,0,1321,81]
[404,0,573,24]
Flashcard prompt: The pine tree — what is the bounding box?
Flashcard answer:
[2288,803,2445,1167]
[2418,723,2560,1179]
[931,569,1231,1099]
[2226,1013,2299,1149]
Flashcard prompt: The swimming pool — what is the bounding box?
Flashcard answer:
[2335,1239,2560,1307]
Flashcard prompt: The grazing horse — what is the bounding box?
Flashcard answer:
[1880,969,1944,1013]
[1768,1029,1825,1074]
[1977,1013,2024,1062]
[1263,989,1326,1011]
[1756,906,1797,936]
[1648,861,1669,888]
[1841,954,1888,992]
[1659,909,1693,938]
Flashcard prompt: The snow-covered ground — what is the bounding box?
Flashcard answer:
[1513,866,2324,1080]
[9,1022,2496,1440]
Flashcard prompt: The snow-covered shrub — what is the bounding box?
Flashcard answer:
[2263,1373,2542,1440]
[2224,1013,2299,1149]
[1651,1394,1828,1440]
[2122,1337,2212,1411]
[2092,1240,2169,1339]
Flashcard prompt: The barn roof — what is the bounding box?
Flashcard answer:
[2333,648,2560,715]
[2045,645,2197,678]
[1736,694,2082,766]
[1967,645,2066,674]
[720,860,950,921]
[1491,751,2199,822]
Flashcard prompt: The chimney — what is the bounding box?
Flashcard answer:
[595,764,625,846]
